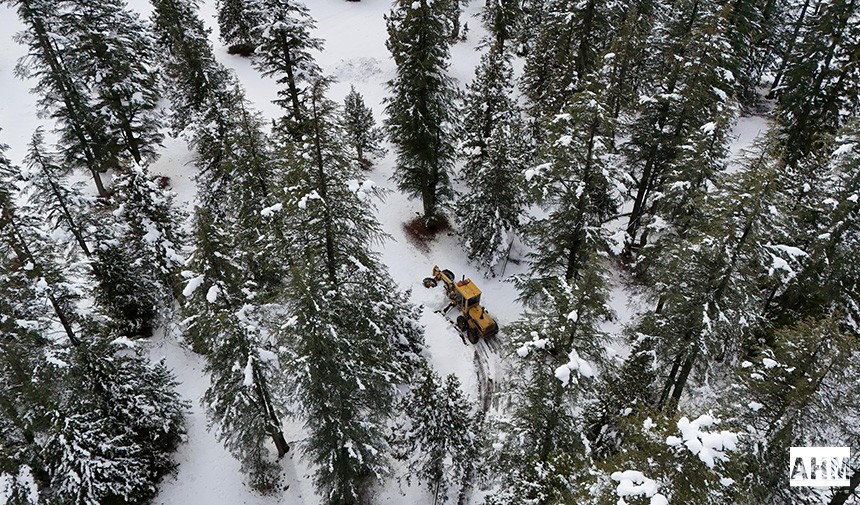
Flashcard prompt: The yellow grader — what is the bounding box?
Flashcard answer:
[424,265,498,344]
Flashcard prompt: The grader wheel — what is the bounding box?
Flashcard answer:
[466,327,480,344]
[423,277,437,288]
[456,315,468,330]
[442,269,455,282]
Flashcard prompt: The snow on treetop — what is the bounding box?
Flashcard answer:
[553,349,595,386]
[260,202,283,217]
[610,470,667,505]
[665,415,738,469]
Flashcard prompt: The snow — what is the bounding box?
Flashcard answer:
[554,349,596,386]
[260,202,283,216]
[761,357,778,369]
[242,356,254,387]
[0,0,768,501]
[182,274,206,298]
[668,415,738,469]
[610,470,667,505]
[205,285,219,304]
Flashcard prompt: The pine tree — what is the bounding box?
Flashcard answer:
[491,263,611,504]
[274,79,424,503]
[216,0,262,55]
[636,136,804,413]
[19,131,169,337]
[623,0,738,252]
[458,48,529,275]
[384,0,458,230]
[480,0,522,52]
[150,0,222,133]
[518,76,621,302]
[182,206,290,491]
[728,316,860,504]
[395,368,479,504]
[45,339,187,505]
[601,0,658,124]
[342,86,384,170]
[773,0,860,164]
[252,0,324,136]
[61,0,164,166]
[520,0,622,118]
[6,0,113,195]
[1,145,186,504]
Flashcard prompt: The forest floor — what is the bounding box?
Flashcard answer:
[0,0,771,503]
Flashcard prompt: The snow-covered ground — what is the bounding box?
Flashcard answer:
[0,1,768,503]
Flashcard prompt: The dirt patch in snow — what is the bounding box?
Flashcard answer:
[403,215,451,252]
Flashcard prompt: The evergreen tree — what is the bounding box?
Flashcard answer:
[61,0,164,166]
[150,0,222,133]
[520,0,622,118]
[252,0,324,136]
[773,0,860,164]
[342,86,384,170]
[396,368,479,504]
[6,0,113,196]
[182,206,290,491]
[45,339,187,505]
[765,122,860,327]
[519,77,621,301]
[490,264,612,504]
[458,48,529,275]
[274,79,424,503]
[480,0,522,52]
[216,0,262,55]
[1,145,186,504]
[601,0,657,124]
[728,316,860,504]
[18,130,177,338]
[636,136,804,413]
[384,0,458,230]
[623,0,738,252]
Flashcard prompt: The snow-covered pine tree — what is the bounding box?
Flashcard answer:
[727,315,860,504]
[490,262,612,504]
[342,85,384,170]
[520,0,622,119]
[773,0,860,164]
[19,131,161,336]
[182,206,290,491]
[384,0,458,230]
[458,47,529,275]
[274,79,424,503]
[723,0,787,107]
[62,0,164,166]
[2,146,186,504]
[601,0,657,125]
[438,0,469,41]
[279,268,397,504]
[45,338,187,505]
[395,368,479,504]
[514,0,548,56]
[765,122,860,328]
[637,135,805,413]
[252,0,324,137]
[190,76,289,289]
[216,0,262,55]
[5,0,113,196]
[518,75,621,302]
[480,0,522,52]
[150,0,222,134]
[623,0,738,253]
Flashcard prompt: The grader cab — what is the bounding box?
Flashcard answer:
[424,265,498,344]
